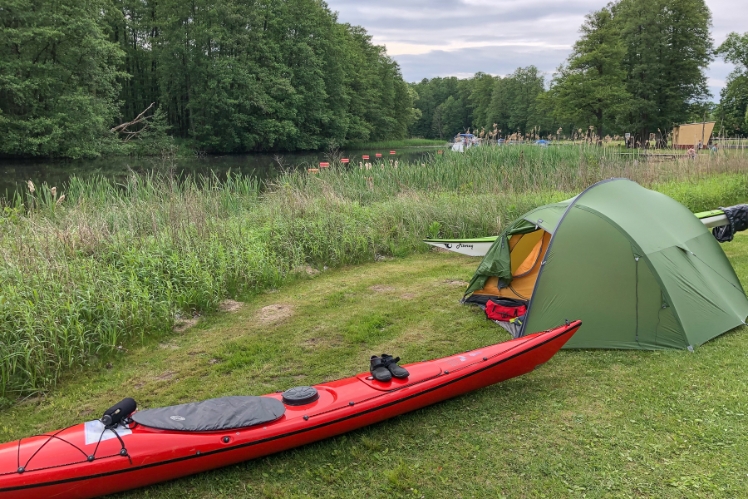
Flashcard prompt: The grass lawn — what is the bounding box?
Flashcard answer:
[4,234,748,498]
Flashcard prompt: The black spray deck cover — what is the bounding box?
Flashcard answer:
[131,396,286,431]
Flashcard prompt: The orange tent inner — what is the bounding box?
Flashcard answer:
[473,230,551,300]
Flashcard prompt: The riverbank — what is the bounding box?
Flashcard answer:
[0,143,442,201]
[2,241,748,497]
[1,146,747,397]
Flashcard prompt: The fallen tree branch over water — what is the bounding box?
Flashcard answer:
[110,103,156,142]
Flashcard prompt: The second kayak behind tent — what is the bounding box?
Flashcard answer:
[425,207,731,257]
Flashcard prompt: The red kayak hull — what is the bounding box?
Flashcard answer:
[0,321,580,498]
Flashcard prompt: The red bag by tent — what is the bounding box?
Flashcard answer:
[485,299,526,321]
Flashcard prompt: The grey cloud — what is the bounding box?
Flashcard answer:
[326,0,748,97]
[331,0,596,39]
[393,45,569,82]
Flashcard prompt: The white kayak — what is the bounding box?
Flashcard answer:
[422,237,498,257]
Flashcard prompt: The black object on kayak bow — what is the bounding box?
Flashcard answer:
[101,398,137,428]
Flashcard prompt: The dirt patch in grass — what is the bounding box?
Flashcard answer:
[218,299,243,313]
[294,265,320,276]
[300,334,343,350]
[443,280,468,287]
[173,318,199,333]
[155,371,176,381]
[77,407,95,418]
[257,304,294,325]
[400,293,416,300]
[369,285,395,292]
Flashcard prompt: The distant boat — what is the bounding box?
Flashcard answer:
[451,133,481,152]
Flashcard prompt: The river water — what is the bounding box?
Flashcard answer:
[0,146,441,201]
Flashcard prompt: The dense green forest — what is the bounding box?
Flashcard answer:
[2,0,747,158]
[0,0,415,158]
[410,0,747,143]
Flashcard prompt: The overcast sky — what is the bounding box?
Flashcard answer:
[326,0,747,100]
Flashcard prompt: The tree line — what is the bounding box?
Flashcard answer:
[410,0,747,144]
[0,0,416,158]
[2,0,747,159]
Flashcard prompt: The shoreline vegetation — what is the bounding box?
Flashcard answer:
[1,145,748,399]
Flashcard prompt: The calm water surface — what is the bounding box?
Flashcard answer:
[0,147,441,201]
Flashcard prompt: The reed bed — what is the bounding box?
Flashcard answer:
[1,146,747,398]
[284,146,748,204]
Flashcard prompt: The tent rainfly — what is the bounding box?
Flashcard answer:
[464,179,748,350]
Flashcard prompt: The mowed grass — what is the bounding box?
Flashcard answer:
[3,233,748,498]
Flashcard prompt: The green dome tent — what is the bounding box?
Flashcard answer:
[464,179,748,350]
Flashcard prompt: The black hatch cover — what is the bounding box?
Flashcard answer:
[131,396,285,431]
[282,386,319,406]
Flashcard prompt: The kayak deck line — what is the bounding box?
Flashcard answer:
[0,321,581,498]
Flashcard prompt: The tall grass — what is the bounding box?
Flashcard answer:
[1,146,747,397]
[282,145,748,204]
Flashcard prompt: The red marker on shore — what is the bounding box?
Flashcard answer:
[375,153,382,158]
[390,150,396,155]
[319,162,329,168]
[362,155,369,160]
[341,158,350,164]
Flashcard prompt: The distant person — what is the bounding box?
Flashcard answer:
[687,147,696,160]
[697,140,702,150]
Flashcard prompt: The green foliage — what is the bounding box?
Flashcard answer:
[492,66,547,136]
[410,67,549,140]
[717,32,748,70]
[107,0,416,153]
[614,0,713,141]
[0,0,125,158]
[716,32,748,136]
[0,0,416,157]
[546,7,630,139]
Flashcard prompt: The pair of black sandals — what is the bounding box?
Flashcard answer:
[369,354,409,382]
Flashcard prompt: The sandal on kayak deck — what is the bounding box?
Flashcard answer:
[381,354,409,379]
[370,356,392,382]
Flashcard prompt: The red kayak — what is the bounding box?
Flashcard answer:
[0,320,580,498]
